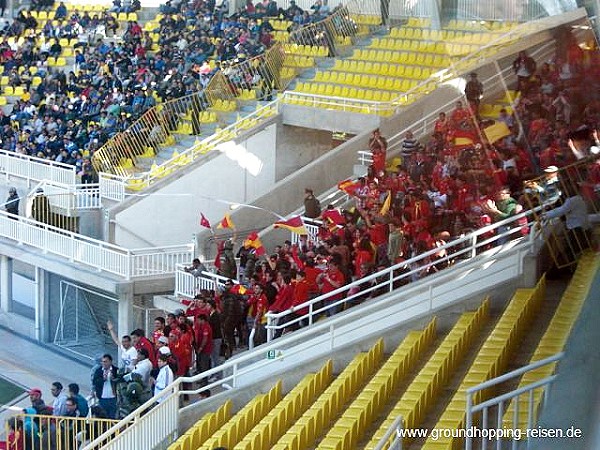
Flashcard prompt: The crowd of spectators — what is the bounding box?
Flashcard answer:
[169,39,600,364]
[0,0,335,179]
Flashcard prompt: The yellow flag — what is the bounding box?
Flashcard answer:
[380,191,392,216]
[455,137,474,146]
[484,121,511,144]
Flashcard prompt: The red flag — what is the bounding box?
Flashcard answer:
[321,208,345,226]
[217,213,235,229]
[274,216,308,235]
[244,231,266,256]
[214,240,224,270]
[200,213,211,229]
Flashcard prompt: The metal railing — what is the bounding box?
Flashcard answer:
[0,208,194,279]
[99,173,127,202]
[174,266,233,298]
[374,415,404,450]
[81,213,539,450]
[30,180,102,212]
[264,207,539,340]
[0,149,77,186]
[465,353,564,450]
[4,413,122,450]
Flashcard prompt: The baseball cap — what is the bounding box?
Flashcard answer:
[158,346,171,355]
[544,165,558,173]
[29,388,42,395]
[157,335,169,345]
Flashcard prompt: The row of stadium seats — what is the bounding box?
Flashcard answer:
[333,55,451,73]
[316,319,437,450]
[294,81,422,99]
[349,47,455,64]
[421,277,546,449]
[367,299,490,448]
[502,253,600,431]
[315,68,434,86]
[236,361,334,449]
[388,27,505,42]
[283,44,329,57]
[368,38,482,55]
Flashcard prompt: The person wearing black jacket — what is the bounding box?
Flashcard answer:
[5,187,19,217]
[92,354,118,419]
[207,300,223,378]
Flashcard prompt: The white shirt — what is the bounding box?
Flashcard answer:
[52,392,68,416]
[154,365,174,402]
[130,359,153,386]
[100,368,116,399]
[121,345,138,371]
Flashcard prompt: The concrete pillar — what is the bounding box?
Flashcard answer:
[34,267,47,341]
[0,255,12,313]
[117,282,135,337]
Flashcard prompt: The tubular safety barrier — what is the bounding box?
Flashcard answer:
[81,208,542,450]
[465,353,564,450]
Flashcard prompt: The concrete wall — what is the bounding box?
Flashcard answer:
[113,123,278,248]
[275,124,333,182]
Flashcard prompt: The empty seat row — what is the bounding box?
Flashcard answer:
[294,82,416,101]
[368,38,481,56]
[198,380,282,449]
[283,43,329,57]
[314,68,432,86]
[366,299,490,449]
[422,277,546,449]
[167,400,232,450]
[350,47,453,64]
[234,360,333,449]
[317,318,437,450]
[383,30,493,45]
[271,340,384,450]
[503,254,599,431]
[333,56,450,74]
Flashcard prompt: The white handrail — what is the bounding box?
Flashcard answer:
[374,415,404,450]
[465,352,564,450]
[0,149,77,185]
[265,206,540,339]
[0,208,194,279]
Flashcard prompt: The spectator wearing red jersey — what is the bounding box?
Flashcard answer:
[130,329,157,368]
[193,314,213,386]
[368,129,387,174]
[317,258,346,316]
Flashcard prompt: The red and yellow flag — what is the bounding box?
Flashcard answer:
[216,213,235,229]
[274,216,307,235]
[337,179,361,196]
[244,231,266,256]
